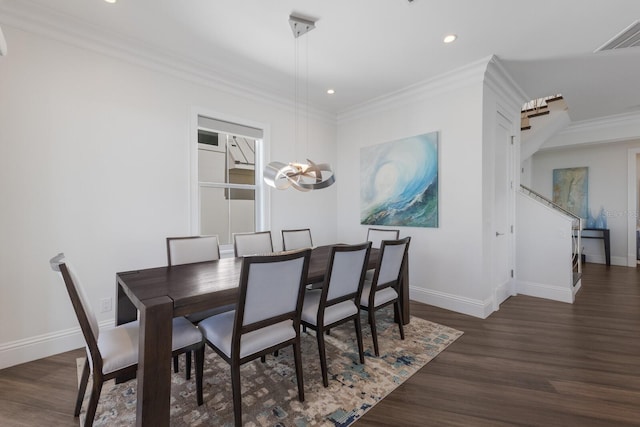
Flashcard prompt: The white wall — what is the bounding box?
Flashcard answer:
[335,61,492,318]
[531,139,640,266]
[0,26,337,368]
[516,192,577,303]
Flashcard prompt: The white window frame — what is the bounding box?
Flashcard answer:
[189,108,270,255]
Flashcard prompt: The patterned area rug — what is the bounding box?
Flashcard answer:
[78,308,462,426]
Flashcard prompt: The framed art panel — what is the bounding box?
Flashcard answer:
[552,166,588,218]
[360,132,438,228]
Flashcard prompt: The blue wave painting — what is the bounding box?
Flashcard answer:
[360,132,438,228]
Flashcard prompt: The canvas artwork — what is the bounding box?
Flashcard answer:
[360,132,438,228]
[552,167,588,218]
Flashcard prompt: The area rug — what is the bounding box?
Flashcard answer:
[78,308,462,426]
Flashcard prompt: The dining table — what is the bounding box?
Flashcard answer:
[115,244,410,426]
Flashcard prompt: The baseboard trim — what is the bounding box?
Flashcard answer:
[583,255,627,267]
[0,319,114,370]
[410,286,492,319]
[516,280,574,303]
[494,280,515,307]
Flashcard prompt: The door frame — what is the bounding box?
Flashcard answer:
[627,148,640,266]
[492,108,517,311]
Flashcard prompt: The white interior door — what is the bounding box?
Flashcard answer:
[492,113,515,309]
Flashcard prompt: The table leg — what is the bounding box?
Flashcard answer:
[394,256,410,325]
[400,256,410,325]
[136,296,173,427]
[115,282,138,383]
[116,282,138,326]
[603,229,611,266]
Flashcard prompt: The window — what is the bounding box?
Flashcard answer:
[192,114,268,249]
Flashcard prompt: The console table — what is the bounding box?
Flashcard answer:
[581,228,610,266]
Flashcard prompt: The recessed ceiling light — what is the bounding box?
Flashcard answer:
[327,89,335,95]
[104,0,117,3]
[443,34,457,44]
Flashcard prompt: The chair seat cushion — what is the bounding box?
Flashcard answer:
[172,316,205,350]
[99,317,202,375]
[98,321,139,375]
[360,281,398,308]
[301,289,358,326]
[186,304,235,324]
[198,311,296,359]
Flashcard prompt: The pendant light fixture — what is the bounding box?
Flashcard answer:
[0,25,8,56]
[263,15,335,192]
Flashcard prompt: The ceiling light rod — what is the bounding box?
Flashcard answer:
[289,15,316,38]
[263,14,335,192]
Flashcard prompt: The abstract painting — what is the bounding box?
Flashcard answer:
[360,132,438,227]
[552,167,588,218]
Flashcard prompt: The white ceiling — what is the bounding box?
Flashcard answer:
[2,0,640,121]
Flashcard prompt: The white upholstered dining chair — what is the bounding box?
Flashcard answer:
[166,235,232,378]
[359,236,410,356]
[301,242,371,387]
[364,227,400,280]
[282,228,313,251]
[366,227,400,249]
[233,230,274,257]
[198,249,311,427]
[49,253,204,427]
[167,234,220,265]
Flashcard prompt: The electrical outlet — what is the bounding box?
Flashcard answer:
[100,297,112,313]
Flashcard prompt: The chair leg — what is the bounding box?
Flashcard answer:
[84,374,103,427]
[293,340,305,401]
[194,345,204,406]
[394,300,405,340]
[173,354,179,373]
[369,310,380,357]
[75,358,90,416]
[185,351,192,380]
[274,350,279,357]
[316,327,329,387]
[260,355,266,363]
[354,317,365,364]
[231,361,242,427]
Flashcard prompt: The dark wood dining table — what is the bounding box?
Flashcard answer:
[115,244,409,426]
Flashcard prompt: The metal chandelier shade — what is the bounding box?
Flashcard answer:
[264,159,335,192]
[263,15,335,192]
[0,25,8,56]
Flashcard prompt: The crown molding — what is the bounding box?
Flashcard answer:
[563,110,640,133]
[540,110,640,150]
[337,56,491,125]
[0,1,337,125]
[484,55,529,111]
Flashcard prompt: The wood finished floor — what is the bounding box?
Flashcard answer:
[1,263,638,426]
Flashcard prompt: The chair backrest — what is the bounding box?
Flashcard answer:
[233,231,274,257]
[167,235,220,265]
[369,237,411,301]
[282,228,313,251]
[366,228,400,249]
[234,249,311,336]
[50,253,102,370]
[323,242,371,306]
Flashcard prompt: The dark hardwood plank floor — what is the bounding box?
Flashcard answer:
[359,263,640,426]
[1,263,638,426]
